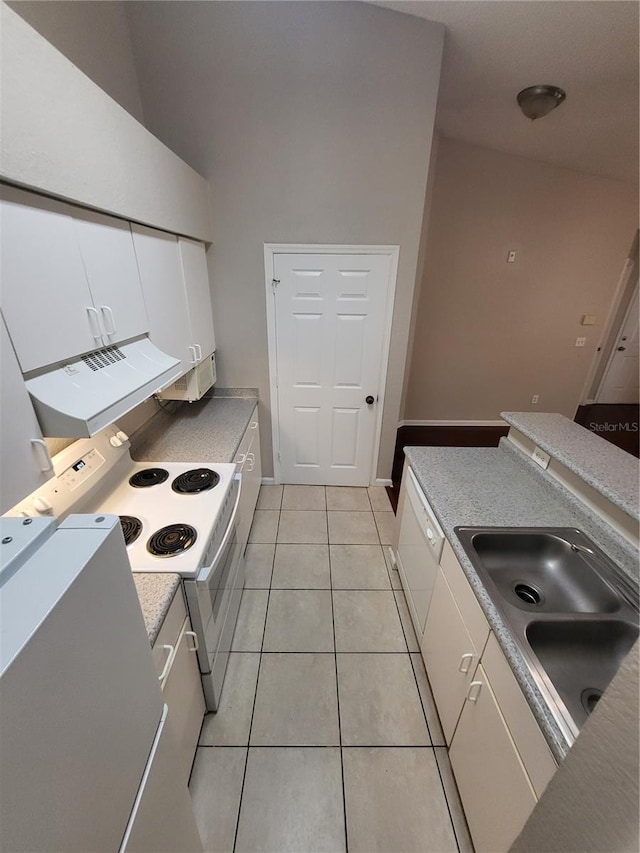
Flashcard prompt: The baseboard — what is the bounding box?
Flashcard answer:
[398,419,506,428]
[374,478,393,487]
[261,477,277,485]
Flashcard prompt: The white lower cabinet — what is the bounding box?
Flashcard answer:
[416,540,558,853]
[234,410,262,554]
[449,664,537,853]
[421,568,481,744]
[152,589,205,784]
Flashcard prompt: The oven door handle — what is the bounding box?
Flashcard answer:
[196,474,243,585]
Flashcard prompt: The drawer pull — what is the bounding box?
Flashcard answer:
[458,653,474,674]
[467,680,483,703]
[250,421,258,430]
[184,630,199,652]
[158,644,174,682]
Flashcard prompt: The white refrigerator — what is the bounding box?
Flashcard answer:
[0,514,202,852]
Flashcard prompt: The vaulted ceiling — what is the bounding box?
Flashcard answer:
[371,1,639,184]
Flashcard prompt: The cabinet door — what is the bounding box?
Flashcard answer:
[0,185,97,372]
[73,208,149,346]
[178,237,216,360]
[162,619,205,784]
[449,665,537,853]
[245,416,261,532]
[421,568,479,744]
[131,224,193,375]
[0,314,54,513]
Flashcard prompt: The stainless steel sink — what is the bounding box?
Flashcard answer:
[469,530,622,614]
[526,619,638,729]
[455,526,639,742]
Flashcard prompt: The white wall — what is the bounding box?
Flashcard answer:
[127,1,444,479]
[403,137,638,421]
[7,0,145,123]
[0,4,212,242]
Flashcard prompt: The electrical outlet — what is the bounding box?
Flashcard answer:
[531,394,539,404]
[532,446,551,469]
[507,250,517,263]
[575,337,586,347]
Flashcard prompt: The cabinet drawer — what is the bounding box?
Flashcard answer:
[482,633,557,798]
[234,411,259,470]
[440,539,489,655]
[450,664,537,853]
[152,588,187,681]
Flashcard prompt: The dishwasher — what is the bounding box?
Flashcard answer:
[395,466,445,638]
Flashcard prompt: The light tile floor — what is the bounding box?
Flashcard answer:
[190,485,473,853]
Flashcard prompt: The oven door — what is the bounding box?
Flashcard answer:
[183,474,242,678]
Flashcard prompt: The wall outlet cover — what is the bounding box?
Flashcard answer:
[531,446,551,469]
[575,337,587,347]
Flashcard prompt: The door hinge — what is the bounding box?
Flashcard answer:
[272,279,280,292]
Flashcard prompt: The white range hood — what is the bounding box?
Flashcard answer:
[25,338,181,438]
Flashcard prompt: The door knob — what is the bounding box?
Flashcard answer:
[365,395,375,405]
[617,346,626,351]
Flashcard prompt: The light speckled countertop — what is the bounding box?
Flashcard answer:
[133,573,182,644]
[502,411,639,521]
[130,393,258,464]
[130,392,258,644]
[404,439,638,763]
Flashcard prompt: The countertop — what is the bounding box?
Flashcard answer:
[130,392,258,464]
[133,573,182,645]
[130,391,258,644]
[502,411,639,522]
[404,437,638,763]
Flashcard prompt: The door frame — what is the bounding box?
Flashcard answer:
[594,278,639,403]
[264,243,400,486]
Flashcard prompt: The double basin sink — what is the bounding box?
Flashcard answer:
[454,527,639,743]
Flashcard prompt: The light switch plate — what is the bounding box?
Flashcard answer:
[531,446,551,469]
[581,314,596,326]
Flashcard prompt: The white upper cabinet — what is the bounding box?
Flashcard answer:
[0,185,98,373]
[178,237,216,360]
[0,313,54,513]
[72,208,149,347]
[131,224,194,375]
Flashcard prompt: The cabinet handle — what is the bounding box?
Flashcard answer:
[189,345,198,365]
[194,343,202,361]
[158,644,175,682]
[86,307,103,343]
[467,680,483,703]
[100,305,117,336]
[246,452,255,472]
[184,630,199,651]
[235,453,246,470]
[458,653,474,674]
[250,421,258,430]
[31,439,54,473]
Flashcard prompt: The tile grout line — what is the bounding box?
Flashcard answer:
[327,497,350,853]
[385,544,463,850]
[231,504,280,853]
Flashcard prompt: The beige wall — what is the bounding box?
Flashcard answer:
[404,137,639,422]
[512,641,639,852]
[126,1,443,479]
[8,0,144,123]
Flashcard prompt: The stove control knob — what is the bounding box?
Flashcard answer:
[33,497,52,515]
[110,436,123,448]
[116,431,129,443]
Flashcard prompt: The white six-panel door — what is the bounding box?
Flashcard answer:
[271,251,394,486]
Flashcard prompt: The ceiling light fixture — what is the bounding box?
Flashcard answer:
[517,85,566,121]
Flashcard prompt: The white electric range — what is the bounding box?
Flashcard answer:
[7,423,244,711]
